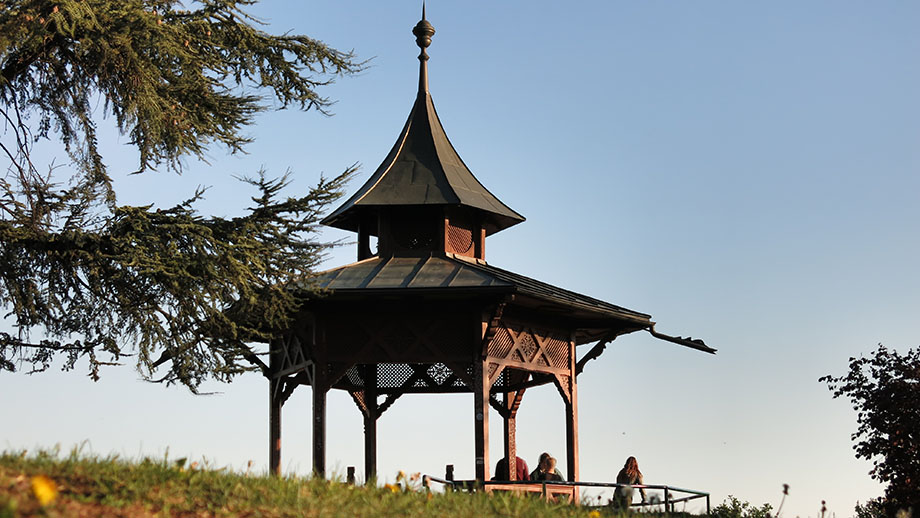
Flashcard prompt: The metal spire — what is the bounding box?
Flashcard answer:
[412,3,435,93]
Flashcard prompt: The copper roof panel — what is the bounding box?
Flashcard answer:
[365,258,426,288]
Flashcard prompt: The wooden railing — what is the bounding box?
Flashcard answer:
[422,471,710,514]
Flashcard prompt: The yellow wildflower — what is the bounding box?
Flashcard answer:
[397,470,406,481]
[31,475,57,506]
[588,511,601,518]
[384,483,400,493]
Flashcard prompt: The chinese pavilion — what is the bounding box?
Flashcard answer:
[267,9,714,483]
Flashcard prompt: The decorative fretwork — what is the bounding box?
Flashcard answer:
[517,331,537,362]
[273,332,313,379]
[427,363,452,385]
[487,324,572,377]
[335,362,471,393]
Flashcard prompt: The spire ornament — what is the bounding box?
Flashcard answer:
[412,4,435,93]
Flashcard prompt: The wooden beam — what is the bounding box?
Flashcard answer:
[473,357,490,482]
[565,337,579,482]
[364,364,378,484]
[269,378,282,476]
[312,363,327,478]
[503,391,519,481]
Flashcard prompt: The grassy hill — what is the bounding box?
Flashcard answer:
[0,449,692,518]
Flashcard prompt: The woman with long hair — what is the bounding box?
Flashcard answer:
[613,456,647,508]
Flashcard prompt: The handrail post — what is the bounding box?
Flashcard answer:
[347,466,355,485]
[707,494,711,515]
[664,487,670,512]
[445,464,454,492]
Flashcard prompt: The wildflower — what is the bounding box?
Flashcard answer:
[31,475,57,506]
[397,470,406,481]
[384,483,400,493]
[589,511,601,518]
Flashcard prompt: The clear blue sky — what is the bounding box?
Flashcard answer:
[2,2,918,516]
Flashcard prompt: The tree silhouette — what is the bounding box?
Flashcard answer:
[820,344,920,515]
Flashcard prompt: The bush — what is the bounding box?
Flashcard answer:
[710,496,773,518]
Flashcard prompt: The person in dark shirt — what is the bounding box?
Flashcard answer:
[492,455,530,481]
[530,452,564,481]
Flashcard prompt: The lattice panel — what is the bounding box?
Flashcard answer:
[446,224,473,254]
[542,334,570,369]
[378,363,414,388]
[345,366,364,387]
[489,368,510,389]
[489,328,515,358]
[356,362,467,390]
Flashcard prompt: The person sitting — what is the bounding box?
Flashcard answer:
[612,456,647,508]
[492,455,530,481]
[530,452,564,481]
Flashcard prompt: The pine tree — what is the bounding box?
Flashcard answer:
[0,0,363,390]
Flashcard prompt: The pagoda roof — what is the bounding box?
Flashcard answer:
[306,254,653,345]
[321,13,525,236]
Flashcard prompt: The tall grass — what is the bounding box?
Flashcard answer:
[0,448,689,518]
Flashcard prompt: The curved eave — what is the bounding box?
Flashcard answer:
[321,92,525,235]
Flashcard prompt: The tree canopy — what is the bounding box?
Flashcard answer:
[0,0,363,390]
[820,344,920,514]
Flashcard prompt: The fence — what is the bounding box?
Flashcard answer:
[422,469,710,514]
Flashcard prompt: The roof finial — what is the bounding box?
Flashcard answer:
[412,4,435,93]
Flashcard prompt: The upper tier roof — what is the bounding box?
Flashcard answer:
[321,13,525,236]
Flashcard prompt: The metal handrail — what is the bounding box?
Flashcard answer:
[422,476,711,514]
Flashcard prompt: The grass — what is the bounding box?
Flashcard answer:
[0,448,696,518]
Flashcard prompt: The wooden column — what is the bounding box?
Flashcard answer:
[312,364,327,478]
[503,391,517,481]
[269,379,282,476]
[364,364,378,483]
[473,357,490,481]
[565,338,579,481]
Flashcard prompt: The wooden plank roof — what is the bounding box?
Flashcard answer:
[308,254,652,339]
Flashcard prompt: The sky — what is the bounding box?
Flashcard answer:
[2,2,919,517]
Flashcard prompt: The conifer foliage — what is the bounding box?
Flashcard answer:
[0,0,362,390]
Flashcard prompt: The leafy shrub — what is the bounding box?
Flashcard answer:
[710,496,773,518]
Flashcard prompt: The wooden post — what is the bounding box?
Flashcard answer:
[312,364,327,478]
[565,338,579,481]
[364,364,378,483]
[473,357,490,482]
[503,391,517,481]
[269,379,282,476]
